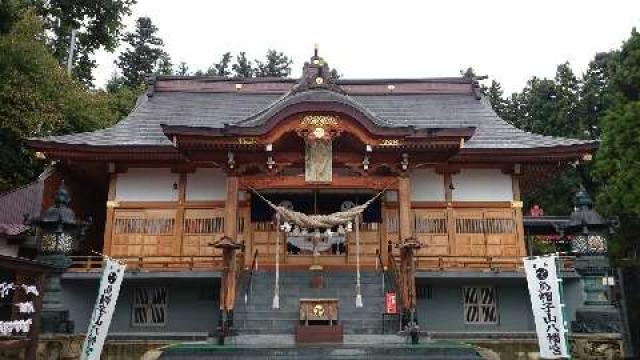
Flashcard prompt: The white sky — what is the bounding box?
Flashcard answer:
[93,0,640,94]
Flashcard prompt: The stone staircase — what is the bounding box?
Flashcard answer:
[233,270,387,335]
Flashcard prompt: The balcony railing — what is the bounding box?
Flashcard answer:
[68,255,224,272]
[413,255,575,272]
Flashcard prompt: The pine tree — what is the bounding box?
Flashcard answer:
[255,49,292,78]
[596,29,640,216]
[157,54,174,75]
[116,17,167,88]
[460,67,477,79]
[577,52,614,140]
[213,52,232,77]
[233,52,254,78]
[485,80,507,118]
[177,61,190,76]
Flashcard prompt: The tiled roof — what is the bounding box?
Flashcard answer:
[0,167,53,237]
[34,77,592,150]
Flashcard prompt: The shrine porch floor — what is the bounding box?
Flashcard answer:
[156,335,488,359]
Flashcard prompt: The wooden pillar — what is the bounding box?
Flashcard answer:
[397,176,411,311]
[512,173,526,256]
[221,176,239,312]
[443,172,456,256]
[398,176,411,242]
[225,176,239,239]
[103,173,117,256]
[174,173,187,255]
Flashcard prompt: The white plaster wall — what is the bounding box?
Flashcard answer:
[410,169,445,201]
[186,168,227,201]
[115,168,178,201]
[0,239,19,257]
[452,169,513,201]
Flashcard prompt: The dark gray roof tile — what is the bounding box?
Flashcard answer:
[37,88,591,149]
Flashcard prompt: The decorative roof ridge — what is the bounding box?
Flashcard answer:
[151,75,482,85]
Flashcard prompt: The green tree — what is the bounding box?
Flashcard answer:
[577,52,615,140]
[212,52,232,77]
[177,61,190,76]
[0,12,129,191]
[255,49,292,78]
[232,51,253,78]
[487,62,605,216]
[156,53,174,75]
[460,67,477,79]
[116,17,167,88]
[594,29,640,257]
[33,0,137,86]
[485,80,508,118]
[0,0,23,34]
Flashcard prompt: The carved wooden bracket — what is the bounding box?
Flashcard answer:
[295,114,344,142]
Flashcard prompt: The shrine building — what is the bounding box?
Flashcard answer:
[26,50,595,342]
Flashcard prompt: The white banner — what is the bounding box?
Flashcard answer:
[523,255,570,359]
[81,258,126,360]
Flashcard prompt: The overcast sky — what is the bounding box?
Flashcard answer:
[93,0,640,94]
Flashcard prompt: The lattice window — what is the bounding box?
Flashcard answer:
[132,287,168,326]
[386,214,399,233]
[183,217,224,234]
[414,217,447,234]
[114,218,175,234]
[416,285,432,299]
[463,287,497,324]
[455,218,514,234]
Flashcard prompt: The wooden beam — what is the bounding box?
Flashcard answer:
[240,175,398,190]
[410,201,513,208]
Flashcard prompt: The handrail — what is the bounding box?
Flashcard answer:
[242,249,260,305]
[68,255,224,272]
[387,251,404,315]
[376,249,391,292]
[411,255,576,271]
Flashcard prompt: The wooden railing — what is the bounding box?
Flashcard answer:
[241,249,260,305]
[68,255,224,272]
[387,251,404,313]
[413,255,576,272]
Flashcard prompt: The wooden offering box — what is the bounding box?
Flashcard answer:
[296,298,343,343]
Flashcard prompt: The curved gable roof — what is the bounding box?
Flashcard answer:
[29,74,595,156]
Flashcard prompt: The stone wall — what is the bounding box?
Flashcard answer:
[415,277,582,332]
[466,333,623,360]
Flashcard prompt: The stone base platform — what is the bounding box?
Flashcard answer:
[157,335,485,359]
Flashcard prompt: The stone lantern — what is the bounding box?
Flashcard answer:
[562,189,621,333]
[25,182,91,333]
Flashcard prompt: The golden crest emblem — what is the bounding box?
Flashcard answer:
[312,304,325,317]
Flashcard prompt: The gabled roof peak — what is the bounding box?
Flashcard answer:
[289,46,344,95]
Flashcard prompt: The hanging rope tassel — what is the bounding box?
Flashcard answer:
[273,214,281,309]
[355,215,363,308]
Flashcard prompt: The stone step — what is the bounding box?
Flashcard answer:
[233,270,387,336]
[159,341,485,360]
